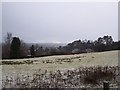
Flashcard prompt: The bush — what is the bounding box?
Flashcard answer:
[2,66,118,88]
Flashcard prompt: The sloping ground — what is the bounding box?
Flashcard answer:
[1,50,119,78]
[1,50,119,88]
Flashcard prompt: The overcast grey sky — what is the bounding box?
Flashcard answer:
[2,2,118,43]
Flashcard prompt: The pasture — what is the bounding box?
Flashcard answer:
[1,50,119,88]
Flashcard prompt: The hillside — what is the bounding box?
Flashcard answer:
[2,50,119,76]
[1,50,119,88]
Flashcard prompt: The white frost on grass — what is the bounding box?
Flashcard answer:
[1,50,119,82]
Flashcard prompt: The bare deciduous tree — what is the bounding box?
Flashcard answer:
[2,32,12,59]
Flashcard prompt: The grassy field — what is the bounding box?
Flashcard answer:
[1,50,119,88]
[2,50,119,73]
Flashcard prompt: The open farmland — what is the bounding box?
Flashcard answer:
[1,50,120,88]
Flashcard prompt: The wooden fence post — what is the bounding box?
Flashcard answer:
[103,81,109,90]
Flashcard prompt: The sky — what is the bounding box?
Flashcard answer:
[2,2,118,43]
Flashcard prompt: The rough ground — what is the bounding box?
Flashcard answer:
[1,50,119,88]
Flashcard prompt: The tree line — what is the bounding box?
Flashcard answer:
[2,32,120,59]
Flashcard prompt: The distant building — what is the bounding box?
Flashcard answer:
[85,49,93,53]
[72,48,80,54]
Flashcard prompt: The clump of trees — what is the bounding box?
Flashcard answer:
[2,33,29,59]
[62,35,120,54]
[2,33,120,59]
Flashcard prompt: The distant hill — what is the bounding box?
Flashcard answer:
[27,43,67,48]
[38,43,67,48]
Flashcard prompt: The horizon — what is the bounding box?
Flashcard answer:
[2,34,119,44]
